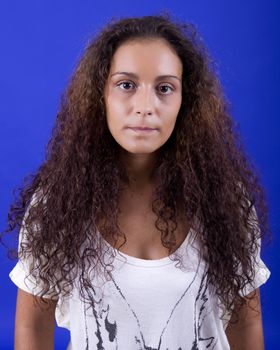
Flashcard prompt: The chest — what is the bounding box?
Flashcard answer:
[101,196,191,260]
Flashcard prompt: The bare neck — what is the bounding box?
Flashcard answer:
[119,150,159,193]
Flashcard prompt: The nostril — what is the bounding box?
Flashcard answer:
[135,108,153,116]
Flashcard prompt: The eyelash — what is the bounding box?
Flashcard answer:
[116,81,174,95]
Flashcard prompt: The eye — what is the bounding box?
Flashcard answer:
[157,84,174,95]
[117,81,135,91]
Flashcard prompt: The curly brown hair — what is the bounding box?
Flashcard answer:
[2,13,272,324]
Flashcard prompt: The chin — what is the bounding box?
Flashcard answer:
[122,145,160,154]
[127,149,158,155]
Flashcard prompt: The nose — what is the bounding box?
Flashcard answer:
[134,86,155,116]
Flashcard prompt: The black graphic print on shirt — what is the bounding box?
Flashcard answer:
[191,270,218,350]
[82,266,218,350]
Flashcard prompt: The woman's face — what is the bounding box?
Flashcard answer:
[104,38,183,155]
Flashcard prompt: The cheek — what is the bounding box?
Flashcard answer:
[161,99,181,127]
[106,94,130,122]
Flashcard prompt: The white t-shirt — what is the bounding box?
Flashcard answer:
[9,222,271,350]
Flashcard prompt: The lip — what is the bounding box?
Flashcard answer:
[126,126,158,131]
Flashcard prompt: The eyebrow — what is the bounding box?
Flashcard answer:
[110,71,181,82]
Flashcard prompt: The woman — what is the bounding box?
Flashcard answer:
[5,14,271,349]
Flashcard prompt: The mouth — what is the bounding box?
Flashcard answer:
[127,127,157,135]
[126,127,158,133]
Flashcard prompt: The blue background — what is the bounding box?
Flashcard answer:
[0,1,279,349]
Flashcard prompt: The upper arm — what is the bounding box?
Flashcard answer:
[15,288,58,349]
[225,288,265,349]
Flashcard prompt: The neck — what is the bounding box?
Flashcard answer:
[119,150,159,191]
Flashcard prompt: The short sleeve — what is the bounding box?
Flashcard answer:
[9,259,51,298]
[9,190,58,299]
[238,205,271,297]
[8,190,71,330]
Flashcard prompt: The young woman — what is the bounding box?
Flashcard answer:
[5,14,271,349]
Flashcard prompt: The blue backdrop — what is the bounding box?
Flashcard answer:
[0,1,279,349]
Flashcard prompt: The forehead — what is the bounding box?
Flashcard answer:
[109,38,183,77]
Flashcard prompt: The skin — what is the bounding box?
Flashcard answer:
[14,289,57,349]
[14,38,265,350]
[104,38,183,190]
[103,38,185,259]
[225,289,265,349]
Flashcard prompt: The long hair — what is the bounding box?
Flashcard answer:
[2,14,272,324]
